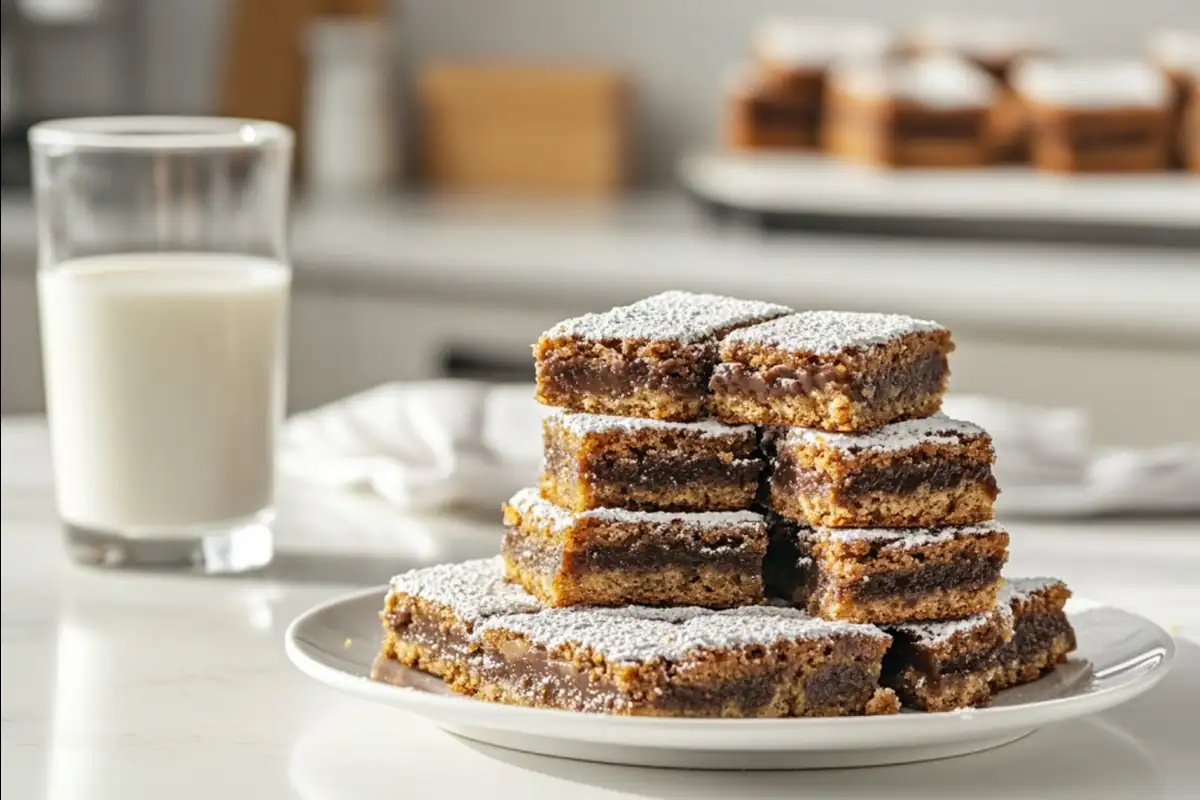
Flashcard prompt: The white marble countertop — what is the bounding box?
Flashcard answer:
[3,416,1200,799]
[4,192,1199,345]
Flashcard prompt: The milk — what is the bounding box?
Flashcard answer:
[38,253,290,533]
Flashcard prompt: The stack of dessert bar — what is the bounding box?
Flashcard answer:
[375,292,1077,717]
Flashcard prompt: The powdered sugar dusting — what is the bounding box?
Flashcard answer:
[506,487,575,533]
[507,487,765,533]
[544,291,792,345]
[549,408,755,440]
[887,602,1014,646]
[1013,59,1170,109]
[821,520,1004,549]
[723,310,945,355]
[1000,576,1066,605]
[781,413,990,454]
[388,557,543,621]
[833,55,998,108]
[483,603,890,664]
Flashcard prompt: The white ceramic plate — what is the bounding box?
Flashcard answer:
[680,151,1200,230]
[285,588,1174,770]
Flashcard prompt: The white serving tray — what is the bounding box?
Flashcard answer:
[680,152,1200,243]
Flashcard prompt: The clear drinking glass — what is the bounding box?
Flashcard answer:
[29,117,294,573]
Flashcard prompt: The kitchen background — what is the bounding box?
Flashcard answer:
[2,0,1198,446]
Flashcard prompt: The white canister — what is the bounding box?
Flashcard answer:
[305,17,398,194]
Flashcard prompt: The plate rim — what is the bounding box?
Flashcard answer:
[284,584,1175,734]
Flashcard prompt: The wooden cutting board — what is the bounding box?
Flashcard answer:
[418,63,629,195]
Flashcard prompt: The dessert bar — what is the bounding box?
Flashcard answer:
[377,558,901,717]
[742,20,894,150]
[880,576,1076,710]
[768,413,997,528]
[541,409,763,512]
[1189,79,1200,172]
[534,291,792,421]
[1148,30,1200,168]
[991,577,1077,691]
[709,310,954,432]
[881,601,1014,711]
[726,68,822,150]
[1013,60,1172,173]
[823,56,999,169]
[766,516,1009,624]
[909,17,1048,81]
[502,488,767,607]
[907,18,1048,161]
[377,557,546,687]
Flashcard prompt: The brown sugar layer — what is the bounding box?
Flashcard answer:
[534,291,792,421]
[540,410,763,513]
[502,487,767,608]
[768,413,998,527]
[375,558,900,717]
[775,519,1009,624]
[709,311,954,431]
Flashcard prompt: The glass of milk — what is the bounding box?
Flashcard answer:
[29,117,293,573]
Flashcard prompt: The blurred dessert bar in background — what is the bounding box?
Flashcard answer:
[1148,30,1200,168]
[907,17,1051,162]
[722,17,1199,174]
[1188,78,1200,171]
[1013,60,1172,172]
[727,19,893,151]
[823,56,999,168]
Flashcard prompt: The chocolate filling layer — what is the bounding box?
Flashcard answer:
[774,455,997,499]
[1003,610,1075,661]
[804,662,878,709]
[711,351,947,405]
[883,635,1006,682]
[503,528,763,575]
[569,543,763,573]
[751,99,821,132]
[846,556,1004,601]
[894,116,983,141]
[540,350,706,401]
[587,455,764,492]
[385,605,476,663]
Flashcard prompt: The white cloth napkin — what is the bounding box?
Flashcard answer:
[279,382,1200,518]
[279,381,547,512]
[943,395,1200,517]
